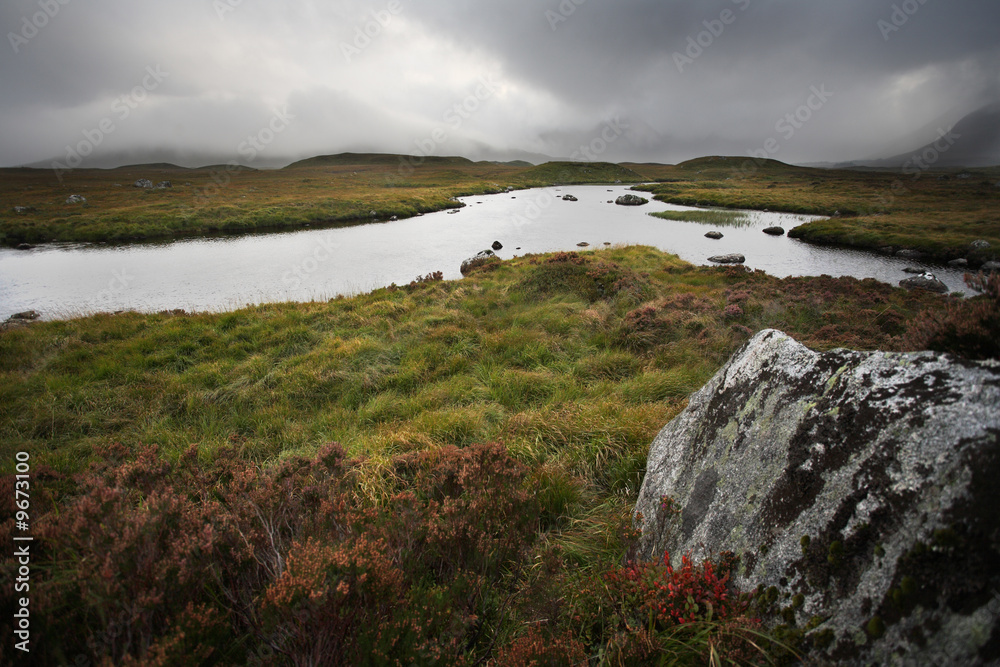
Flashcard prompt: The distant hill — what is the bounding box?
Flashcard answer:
[284,152,475,169]
[843,103,1000,170]
[116,163,188,171]
[518,161,646,184]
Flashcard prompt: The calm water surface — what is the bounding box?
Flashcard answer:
[0,185,970,320]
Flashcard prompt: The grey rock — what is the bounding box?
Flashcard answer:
[134,179,153,189]
[708,253,745,264]
[895,249,925,260]
[948,258,969,268]
[65,195,86,204]
[13,206,34,214]
[562,194,578,202]
[577,242,590,247]
[762,226,785,236]
[902,267,925,274]
[900,274,949,293]
[460,249,497,275]
[16,243,35,250]
[705,231,724,240]
[10,310,40,320]
[155,181,172,189]
[982,261,1000,272]
[970,240,991,251]
[615,194,648,206]
[634,329,1000,666]
[491,241,503,251]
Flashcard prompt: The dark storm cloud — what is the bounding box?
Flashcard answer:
[1,0,998,168]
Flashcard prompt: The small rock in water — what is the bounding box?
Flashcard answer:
[615,194,648,206]
[562,194,578,201]
[16,243,35,250]
[10,310,40,320]
[902,267,925,274]
[895,248,925,260]
[948,258,969,268]
[899,274,948,293]
[708,253,745,264]
[603,242,611,246]
[762,226,785,236]
[491,241,503,251]
[577,242,590,247]
[705,231,724,240]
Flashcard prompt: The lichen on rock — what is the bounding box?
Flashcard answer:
[634,329,1000,665]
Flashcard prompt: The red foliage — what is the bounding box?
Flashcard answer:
[606,552,745,628]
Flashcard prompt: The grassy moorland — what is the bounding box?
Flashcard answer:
[4,244,997,664]
[631,157,1000,265]
[0,156,643,246]
[4,152,998,266]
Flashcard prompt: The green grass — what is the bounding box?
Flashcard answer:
[2,244,943,489]
[634,156,1000,264]
[649,208,752,227]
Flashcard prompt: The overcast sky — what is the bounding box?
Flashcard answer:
[2,0,998,168]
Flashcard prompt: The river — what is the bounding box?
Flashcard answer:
[0,185,970,320]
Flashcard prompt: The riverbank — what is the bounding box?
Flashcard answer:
[632,156,1000,266]
[6,245,992,663]
[0,157,643,247]
[4,154,998,267]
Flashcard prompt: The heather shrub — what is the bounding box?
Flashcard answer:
[7,440,540,665]
[520,252,652,303]
[903,271,1000,359]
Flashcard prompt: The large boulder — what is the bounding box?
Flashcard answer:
[634,330,1000,665]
